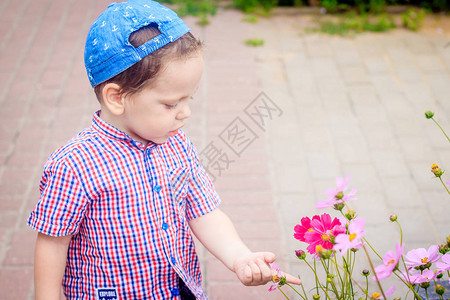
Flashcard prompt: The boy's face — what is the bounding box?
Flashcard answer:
[121,52,204,145]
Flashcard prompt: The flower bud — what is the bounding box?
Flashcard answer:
[333,202,345,211]
[361,269,370,277]
[420,282,430,289]
[389,214,398,222]
[313,294,320,300]
[437,273,444,279]
[295,249,306,260]
[435,284,445,295]
[345,209,356,220]
[431,164,444,177]
[315,245,332,259]
[425,110,434,119]
[438,243,449,254]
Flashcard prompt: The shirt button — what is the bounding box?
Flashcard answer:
[171,288,180,296]
[154,184,161,193]
[171,256,176,264]
[162,222,169,231]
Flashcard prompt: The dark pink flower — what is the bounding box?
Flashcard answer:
[316,175,357,209]
[304,213,346,256]
[404,245,440,268]
[294,216,320,242]
[373,243,405,281]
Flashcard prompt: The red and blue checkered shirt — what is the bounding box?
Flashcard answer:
[28,111,221,299]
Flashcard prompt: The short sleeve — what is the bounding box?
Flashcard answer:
[185,138,221,221]
[28,160,90,237]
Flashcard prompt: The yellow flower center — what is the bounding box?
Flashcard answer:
[308,228,313,232]
[349,233,357,241]
[272,275,280,283]
[316,245,323,253]
[372,292,381,299]
[387,259,395,266]
[421,257,428,264]
[321,234,330,241]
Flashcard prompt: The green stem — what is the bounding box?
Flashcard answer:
[431,117,450,144]
[362,245,387,300]
[277,286,290,299]
[321,258,339,298]
[314,259,319,296]
[362,238,383,260]
[286,283,307,300]
[298,275,309,300]
[304,258,332,298]
[333,253,344,290]
[365,276,368,300]
[395,220,404,245]
[438,176,450,195]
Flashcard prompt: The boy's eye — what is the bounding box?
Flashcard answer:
[165,103,178,109]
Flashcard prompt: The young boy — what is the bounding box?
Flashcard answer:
[28,0,300,299]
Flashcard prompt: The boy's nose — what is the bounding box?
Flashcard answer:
[176,102,191,120]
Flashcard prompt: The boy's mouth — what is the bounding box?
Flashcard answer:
[168,125,183,137]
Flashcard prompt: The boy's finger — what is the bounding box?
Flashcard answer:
[244,265,253,282]
[256,258,272,281]
[285,273,302,285]
[249,261,261,281]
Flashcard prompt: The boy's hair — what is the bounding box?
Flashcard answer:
[94,24,203,101]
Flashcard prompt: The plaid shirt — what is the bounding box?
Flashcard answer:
[28,111,220,299]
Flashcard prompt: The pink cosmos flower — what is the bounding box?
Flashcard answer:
[333,217,366,254]
[294,216,320,243]
[303,213,346,256]
[401,269,441,284]
[316,175,357,209]
[268,263,284,292]
[404,245,440,268]
[436,253,450,271]
[373,243,405,281]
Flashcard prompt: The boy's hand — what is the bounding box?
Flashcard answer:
[233,252,302,286]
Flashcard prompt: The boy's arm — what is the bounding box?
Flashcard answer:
[188,208,301,286]
[34,232,72,300]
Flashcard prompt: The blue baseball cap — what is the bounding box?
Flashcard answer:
[84,0,190,87]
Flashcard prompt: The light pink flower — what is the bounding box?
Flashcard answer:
[404,245,440,267]
[436,253,450,271]
[304,213,346,256]
[294,216,320,243]
[402,269,441,284]
[268,263,283,292]
[333,218,366,254]
[373,243,405,281]
[316,175,357,209]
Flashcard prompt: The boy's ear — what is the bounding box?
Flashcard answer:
[101,83,125,115]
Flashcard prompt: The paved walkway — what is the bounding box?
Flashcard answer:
[1,0,450,299]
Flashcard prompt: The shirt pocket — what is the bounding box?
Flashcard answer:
[168,167,190,210]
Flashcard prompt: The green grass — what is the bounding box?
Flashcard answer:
[244,38,265,46]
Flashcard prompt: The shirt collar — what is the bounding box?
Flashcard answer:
[91,110,156,150]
